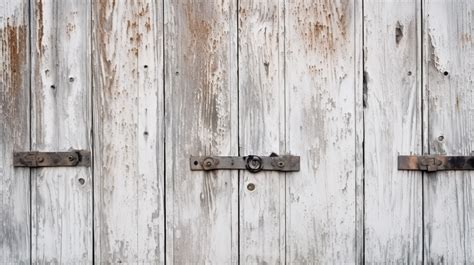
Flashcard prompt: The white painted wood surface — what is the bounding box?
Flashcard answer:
[29,0,92,263]
[284,1,357,263]
[423,0,474,263]
[364,0,423,263]
[164,0,238,263]
[238,0,285,263]
[0,0,30,263]
[93,0,164,263]
[1,0,473,263]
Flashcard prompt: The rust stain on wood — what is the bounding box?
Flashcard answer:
[35,0,44,55]
[184,4,222,133]
[66,22,76,36]
[295,0,350,53]
[460,32,472,46]
[3,22,27,99]
[96,0,118,96]
[185,7,212,44]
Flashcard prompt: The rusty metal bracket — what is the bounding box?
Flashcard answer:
[13,150,91,168]
[398,155,474,172]
[190,153,300,173]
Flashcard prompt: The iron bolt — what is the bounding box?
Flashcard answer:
[247,183,255,191]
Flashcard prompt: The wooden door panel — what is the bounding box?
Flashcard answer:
[92,1,164,263]
[423,0,474,262]
[363,0,423,262]
[2,0,473,263]
[0,1,30,263]
[238,0,285,263]
[30,0,92,262]
[164,0,239,263]
[284,1,358,263]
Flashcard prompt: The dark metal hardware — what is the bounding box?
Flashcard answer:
[398,155,474,172]
[190,153,300,173]
[13,150,91,168]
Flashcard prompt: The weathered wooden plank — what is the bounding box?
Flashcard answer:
[0,0,30,263]
[354,0,364,263]
[284,0,357,263]
[238,0,285,263]
[93,0,164,263]
[423,0,474,263]
[29,0,92,263]
[364,0,423,262]
[164,0,238,263]
[137,1,165,263]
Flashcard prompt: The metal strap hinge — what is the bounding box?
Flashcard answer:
[190,153,300,173]
[13,150,91,168]
[398,155,474,172]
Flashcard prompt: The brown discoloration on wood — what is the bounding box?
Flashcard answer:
[66,22,76,35]
[285,0,357,263]
[35,0,44,54]
[144,17,152,32]
[460,32,472,46]
[3,23,27,99]
[294,0,350,53]
[183,4,223,133]
[138,3,150,17]
[95,0,118,97]
[185,6,212,44]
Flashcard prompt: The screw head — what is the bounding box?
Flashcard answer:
[247,183,255,191]
[37,157,44,163]
[202,157,215,170]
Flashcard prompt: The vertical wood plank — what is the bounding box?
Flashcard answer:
[30,0,92,263]
[423,1,474,263]
[0,0,30,263]
[164,0,238,263]
[238,0,285,263]
[93,0,164,263]
[354,0,364,263]
[284,0,357,263]
[137,1,165,263]
[364,0,423,262]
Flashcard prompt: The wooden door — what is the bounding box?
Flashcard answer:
[1,0,473,264]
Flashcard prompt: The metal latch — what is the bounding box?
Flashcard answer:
[190,153,300,173]
[13,150,91,168]
[398,155,474,172]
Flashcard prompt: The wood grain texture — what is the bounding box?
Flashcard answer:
[364,0,423,262]
[238,0,285,263]
[284,0,357,263]
[423,0,474,263]
[354,0,364,263]
[93,0,164,263]
[30,0,92,263]
[0,0,30,263]
[164,0,238,263]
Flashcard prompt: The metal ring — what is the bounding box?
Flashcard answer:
[245,155,263,173]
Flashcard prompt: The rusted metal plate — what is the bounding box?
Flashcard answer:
[13,150,91,167]
[190,154,300,173]
[398,155,474,172]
